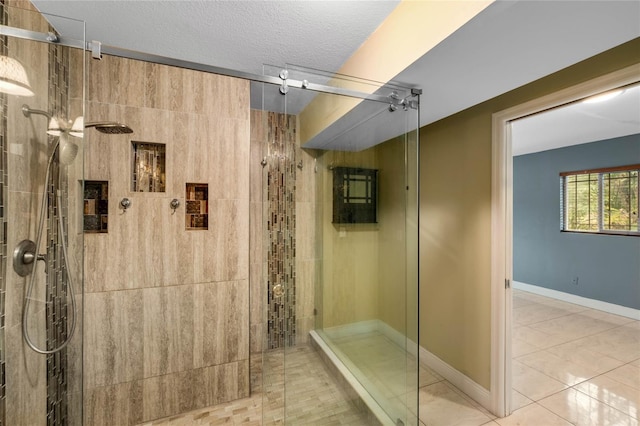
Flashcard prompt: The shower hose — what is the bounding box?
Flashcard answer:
[22,137,77,354]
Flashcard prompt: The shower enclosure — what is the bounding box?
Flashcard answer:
[0,4,85,425]
[254,65,419,425]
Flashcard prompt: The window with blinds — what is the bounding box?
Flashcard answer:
[561,164,639,236]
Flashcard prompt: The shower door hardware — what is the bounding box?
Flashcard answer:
[279,69,289,95]
[13,239,46,277]
[1,25,421,104]
[90,40,102,60]
[272,283,284,298]
[388,91,420,112]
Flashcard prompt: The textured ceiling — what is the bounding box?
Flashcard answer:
[31,0,640,152]
[32,0,400,76]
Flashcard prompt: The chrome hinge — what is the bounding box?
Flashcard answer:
[505,279,511,289]
[313,308,318,316]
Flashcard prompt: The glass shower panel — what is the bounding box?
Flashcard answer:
[258,63,419,425]
[257,64,291,426]
[292,65,419,425]
[1,5,85,426]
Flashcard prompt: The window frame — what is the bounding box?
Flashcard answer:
[560,164,640,237]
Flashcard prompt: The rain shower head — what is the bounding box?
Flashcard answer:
[85,122,133,134]
[69,117,134,136]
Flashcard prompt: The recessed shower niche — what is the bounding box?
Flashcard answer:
[132,141,166,192]
[84,180,109,233]
[186,183,208,230]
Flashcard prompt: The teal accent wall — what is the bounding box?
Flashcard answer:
[513,134,640,310]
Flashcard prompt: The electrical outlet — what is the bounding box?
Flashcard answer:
[572,276,579,285]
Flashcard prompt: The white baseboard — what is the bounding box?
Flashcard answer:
[419,346,492,411]
[513,281,640,320]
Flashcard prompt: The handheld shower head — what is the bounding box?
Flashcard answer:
[58,133,78,165]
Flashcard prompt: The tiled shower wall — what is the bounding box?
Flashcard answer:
[0,4,7,425]
[249,110,317,356]
[0,1,9,426]
[83,55,250,425]
[3,2,83,426]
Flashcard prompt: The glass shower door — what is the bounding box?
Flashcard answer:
[259,63,419,425]
[1,5,85,425]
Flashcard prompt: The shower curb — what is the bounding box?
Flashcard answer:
[309,330,393,426]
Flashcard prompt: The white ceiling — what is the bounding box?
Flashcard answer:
[512,84,640,156]
[31,0,640,151]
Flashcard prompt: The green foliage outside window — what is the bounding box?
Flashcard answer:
[603,171,639,232]
[563,166,639,235]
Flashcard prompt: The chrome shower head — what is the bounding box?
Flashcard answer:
[85,122,133,134]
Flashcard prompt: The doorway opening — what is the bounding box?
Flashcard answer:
[491,64,640,418]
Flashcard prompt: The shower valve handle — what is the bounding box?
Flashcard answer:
[22,251,35,264]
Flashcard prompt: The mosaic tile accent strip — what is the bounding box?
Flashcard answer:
[265,112,297,349]
[0,3,7,426]
[45,39,70,426]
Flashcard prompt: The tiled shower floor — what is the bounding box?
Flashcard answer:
[136,344,369,425]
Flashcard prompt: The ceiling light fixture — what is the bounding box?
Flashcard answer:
[0,55,35,97]
[582,88,624,104]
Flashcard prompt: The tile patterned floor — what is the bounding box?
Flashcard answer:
[137,345,369,426]
[139,289,639,425]
[493,289,639,426]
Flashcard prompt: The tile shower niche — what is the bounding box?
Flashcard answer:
[186,183,208,230]
[84,180,109,233]
[132,141,166,192]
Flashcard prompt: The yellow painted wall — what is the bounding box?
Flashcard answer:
[318,133,419,340]
[376,137,410,336]
[319,148,380,328]
[420,37,640,390]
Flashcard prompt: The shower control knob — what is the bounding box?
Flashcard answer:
[13,239,36,277]
[22,251,35,264]
[120,198,132,211]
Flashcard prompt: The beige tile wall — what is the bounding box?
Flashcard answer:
[249,110,265,356]
[84,54,250,424]
[4,3,86,425]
